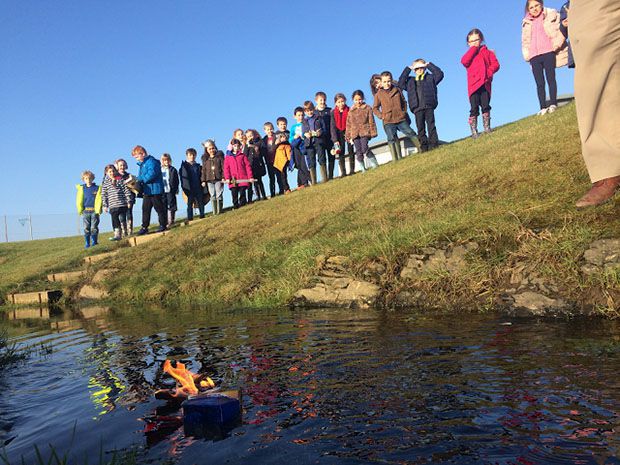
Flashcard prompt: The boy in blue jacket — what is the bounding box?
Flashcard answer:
[398,59,444,152]
[76,170,102,248]
[131,145,167,234]
[290,107,311,188]
[301,101,327,184]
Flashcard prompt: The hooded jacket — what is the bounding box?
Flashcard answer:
[372,86,409,124]
[398,62,444,112]
[346,103,378,140]
[522,7,568,67]
[461,45,500,97]
[137,155,164,196]
[76,183,102,215]
[224,151,254,188]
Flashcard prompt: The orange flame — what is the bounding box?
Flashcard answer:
[163,360,199,396]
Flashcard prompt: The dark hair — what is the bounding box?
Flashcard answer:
[203,139,218,156]
[303,101,315,111]
[334,93,346,103]
[466,28,485,43]
[524,0,543,14]
[186,148,197,157]
[104,164,118,178]
[276,116,287,125]
[352,89,365,100]
[380,71,393,79]
[369,74,381,96]
[161,153,172,162]
[315,91,326,100]
[294,106,304,115]
[263,121,274,129]
[230,138,242,146]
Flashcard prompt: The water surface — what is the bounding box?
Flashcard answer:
[1,306,618,464]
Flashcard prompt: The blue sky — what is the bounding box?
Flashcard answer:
[0,0,574,217]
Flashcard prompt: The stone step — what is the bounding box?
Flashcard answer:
[78,285,109,300]
[179,217,209,227]
[84,250,119,265]
[128,231,166,247]
[47,270,86,283]
[7,290,63,305]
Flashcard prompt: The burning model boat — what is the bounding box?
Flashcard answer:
[154,360,242,439]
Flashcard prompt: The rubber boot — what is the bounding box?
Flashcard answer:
[91,234,98,246]
[355,159,366,173]
[338,157,347,177]
[394,142,403,160]
[127,218,133,236]
[218,199,223,214]
[468,116,479,139]
[170,211,175,226]
[309,167,317,186]
[409,136,422,153]
[110,228,121,241]
[482,112,492,134]
[320,165,328,183]
[349,155,355,176]
[367,153,379,169]
[388,143,398,162]
[121,221,127,237]
[84,234,91,249]
[167,210,173,228]
[211,199,217,215]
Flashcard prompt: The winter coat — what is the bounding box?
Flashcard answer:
[461,45,500,97]
[75,183,102,215]
[201,153,225,182]
[559,2,574,68]
[330,106,349,142]
[315,106,332,146]
[223,151,253,188]
[301,114,326,143]
[161,166,179,194]
[179,160,203,196]
[245,139,266,177]
[101,176,132,210]
[522,7,568,67]
[346,104,378,140]
[273,130,292,173]
[137,155,164,196]
[398,62,444,112]
[119,172,136,204]
[261,135,277,166]
[372,86,409,124]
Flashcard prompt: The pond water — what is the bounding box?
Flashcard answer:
[0,306,619,465]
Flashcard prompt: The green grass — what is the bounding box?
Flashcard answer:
[1,104,619,314]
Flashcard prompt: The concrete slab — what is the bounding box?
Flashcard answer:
[78,285,109,300]
[7,307,51,320]
[7,290,63,305]
[47,270,86,283]
[84,250,119,265]
[128,231,166,247]
[78,306,110,319]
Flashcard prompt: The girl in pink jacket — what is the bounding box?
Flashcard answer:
[224,139,254,209]
[461,28,500,139]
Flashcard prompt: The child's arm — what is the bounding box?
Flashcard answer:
[397,65,411,90]
[372,94,383,120]
[242,155,253,180]
[329,111,339,143]
[427,62,444,85]
[488,49,500,76]
[76,186,83,215]
[345,112,352,142]
[138,157,158,184]
[461,46,479,68]
[121,180,132,206]
[368,108,378,139]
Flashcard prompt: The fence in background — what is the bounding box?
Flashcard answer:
[1,213,116,242]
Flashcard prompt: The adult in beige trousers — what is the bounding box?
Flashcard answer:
[570,0,620,208]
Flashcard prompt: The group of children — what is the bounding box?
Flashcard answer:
[77,14,575,247]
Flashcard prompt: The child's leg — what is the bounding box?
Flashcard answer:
[110,208,121,239]
[186,193,194,220]
[196,192,205,218]
[230,186,240,208]
[353,137,366,172]
[82,213,92,237]
[325,140,335,180]
[426,109,439,149]
[395,120,421,152]
[153,194,167,229]
[92,214,100,245]
[256,177,266,199]
[530,55,548,110]
[414,111,429,152]
[468,90,481,138]
[126,206,133,234]
[315,139,328,182]
[239,186,247,207]
[247,182,254,203]
[266,164,276,197]
[119,207,128,235]
[542,52,558,107]
[480,88,492,133]
[336,132,346,177]
[279,166,290,192]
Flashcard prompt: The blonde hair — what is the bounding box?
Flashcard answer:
[81,170,95,181]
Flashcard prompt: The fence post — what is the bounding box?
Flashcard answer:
[28,213,33,240]
[3,215,7,242]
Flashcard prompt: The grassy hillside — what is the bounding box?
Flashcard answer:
[2,104,619,313]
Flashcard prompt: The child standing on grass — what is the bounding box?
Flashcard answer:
[273,117,292,194]
[398,58,444,152]
[161,153,179,228]
[461,28,500,138]
[179,148,205,221]
[314,91,334,180]
[373,71,422,162]
[224,139,254,209]
[346,90,378,172]
[301,101,327,184]
[76,170,102,248]
[102,164,132,241]
[115,159,135,235]
[245,129,267,202]
[330,93,355,177]
[201,139,225,215]
[290,107,311,188]
[261,122,283,197]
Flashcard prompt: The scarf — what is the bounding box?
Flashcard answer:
[333,106,349,131]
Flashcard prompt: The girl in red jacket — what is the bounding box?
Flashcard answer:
[224,139,254,209]
[461,29,500,138]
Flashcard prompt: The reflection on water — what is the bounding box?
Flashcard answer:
[0,305,619,465]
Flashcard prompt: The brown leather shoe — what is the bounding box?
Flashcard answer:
[575,175,620,208]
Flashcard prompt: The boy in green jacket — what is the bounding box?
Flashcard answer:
[76,170,102,248]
